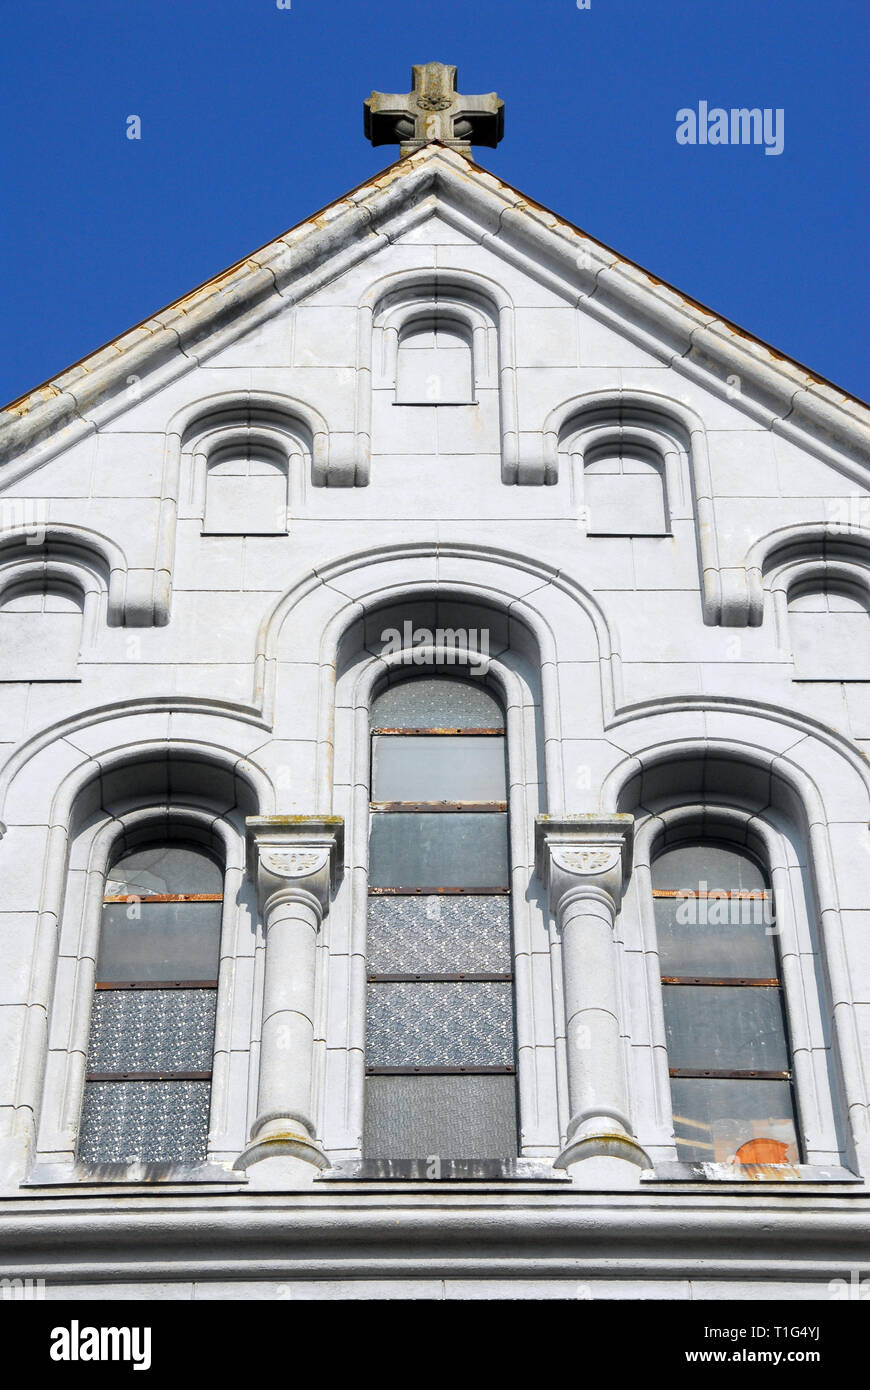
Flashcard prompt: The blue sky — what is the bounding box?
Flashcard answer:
[1,0,867,404]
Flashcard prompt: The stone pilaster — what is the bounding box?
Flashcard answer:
[235,817,343,1179]
[535,815,651,1180]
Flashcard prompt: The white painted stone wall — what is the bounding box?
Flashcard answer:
[0,146,868,1297]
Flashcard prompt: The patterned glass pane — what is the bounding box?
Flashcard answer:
[371,678,503,730]
[105,846,222,897]
[369,812,509,888]
[77,1080,211,1165]
[663,985,790,1072]
[670,1076,800,1165]
[372,735,506,802]
[652,844,767,893]
[367,895,511,974]
[97,900,222,982]
[364,1074,518,1158]
[87,989,216,1073]
[654,896,777,979]
[366,981,514,1067]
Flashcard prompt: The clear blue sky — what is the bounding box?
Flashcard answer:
[1,0,867,404]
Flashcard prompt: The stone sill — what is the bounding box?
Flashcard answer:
[318,1158,568,1182]
[643,1161,861,1185]
[24,1161,246,1187]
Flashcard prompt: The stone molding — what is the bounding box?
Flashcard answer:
[4,146,866,488]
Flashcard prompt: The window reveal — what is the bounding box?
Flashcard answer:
[77,844,223,1165]
[364,676,518,1159]
[652,842,800,1166]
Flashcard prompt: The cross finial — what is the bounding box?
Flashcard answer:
[364,62,505,157]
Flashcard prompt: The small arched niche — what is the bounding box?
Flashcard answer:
[203,438,289,536]
[395,314,475,405]
[0,580,84,680]
[583,442,669,536]
[787,579,870,680]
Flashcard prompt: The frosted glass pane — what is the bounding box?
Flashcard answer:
[652,845,766,892]
[663,985,790,1072]
[364,1074,518,1159]
[369,812,509,888]
[97,900,222,982]
[105,846,222,897]
[654,897,777,978]
[367,895,511,974]
[87,989,216,1072]
[670,1076,799,1165]
[371,678,502,729]
[77,1080,211,1165]
[367,981,514,1067]
[372,735,506,801]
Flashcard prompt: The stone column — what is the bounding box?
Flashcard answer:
[235,817,343,1179]
[535,815,650,1180]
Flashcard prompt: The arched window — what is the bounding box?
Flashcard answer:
[788,581,870,680]
[203,443,289,535]
[364,675,518,1159]
[395,317,474,404]
[584,445,669,536]
[0,582,83,680]
[652,841,799,1166]
[77,842,224,1165]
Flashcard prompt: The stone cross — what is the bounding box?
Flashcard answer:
[365,62,504,157]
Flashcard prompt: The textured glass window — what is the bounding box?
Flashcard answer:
[369,811,509,889]
[366,675,517,1160]
[653,841,799,1166]
[78,843,222,1167]
[78,1081,212,1165]
[87,990,217,1073]
[367,896,511,975]
[371,677,503,730]
[371,735,507,802]
[365,1075,518,1160]
[367,982,515,1068]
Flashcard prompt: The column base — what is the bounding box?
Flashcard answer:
[234,1120,330,1183]
[555,1122,652,1187]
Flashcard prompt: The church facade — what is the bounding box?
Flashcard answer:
[1,64,869,1299]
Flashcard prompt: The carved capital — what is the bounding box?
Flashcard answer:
[535,814,634,917]
[246,816,344,917]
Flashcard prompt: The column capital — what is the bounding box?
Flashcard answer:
[246,816,344,917]
[535,814,634,916]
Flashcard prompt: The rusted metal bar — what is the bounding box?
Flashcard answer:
[102,894,224,904]
[85,1071,212,1082]
[652,889,770,899]
[369,801,507,812]
[661,976,781,987]
[368,972,513,983]
[669,1068,791,1080]
[366,1065,516,1075]
[372,727,505,736]
[369,886,510,896]
[95,980,218,990]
